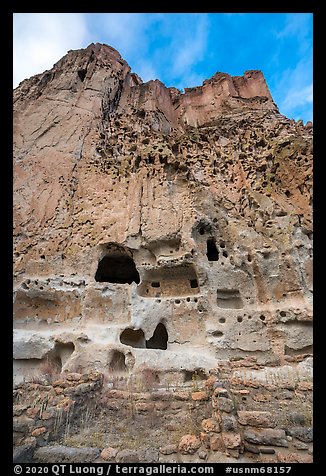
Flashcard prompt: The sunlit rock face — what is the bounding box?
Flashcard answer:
[13,43,312,384]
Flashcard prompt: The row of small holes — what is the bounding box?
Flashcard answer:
[218,314,266,324]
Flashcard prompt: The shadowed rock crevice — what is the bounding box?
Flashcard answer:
[48,342,75,371]
[120,323,168,350]
[77,69,87,82]
[95,247,140,284]
[146,323,168,350]
[206,238,219,261]
[120,328,146,348]
[183,369,207,382]
[110,350,127,371]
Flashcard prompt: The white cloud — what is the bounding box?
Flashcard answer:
[171,14,208,78]
[267,14,313,122]
[94,13,160,82]
[174,72,206,91]
[282,83,313,110]
[272,56,313,121]
[13,13,211,91]
[96,13,151,57]
[13,13,89,87]
[136,62,158,83]
[276,13,312,56]
[276,13,312,40]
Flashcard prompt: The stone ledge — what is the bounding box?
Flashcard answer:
[244,428,288,447]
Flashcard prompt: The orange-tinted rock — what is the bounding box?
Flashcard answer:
[210,434,224,451]
[277,452,313,463]
[13,43,313,390]
[204,375,217,389]
[191,391,209,401]
[100,447,118,461]
[221,431,242,449]
[201,418,220,433]
[31,427,47,437]
[178,434,201,454]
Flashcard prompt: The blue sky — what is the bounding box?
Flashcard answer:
[13,13,313,122]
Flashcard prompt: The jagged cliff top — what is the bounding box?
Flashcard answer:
[14,42,281,130]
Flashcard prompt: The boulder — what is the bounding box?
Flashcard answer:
[178,435,201,455]
[201,418,220,433]
[237,411,275,428]
[116,449,140,463]
[100,447,118,461]
[159,444,178,455]
[221,432,242,449]
[244,428,288,447]
[287,427,313,443]
[13,441,36,463]
[33,446,100,463]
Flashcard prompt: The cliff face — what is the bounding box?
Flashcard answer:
[13,43,312,383]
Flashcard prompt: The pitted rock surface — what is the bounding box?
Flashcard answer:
[13,43,312,389]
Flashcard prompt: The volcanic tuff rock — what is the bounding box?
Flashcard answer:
[13,43,312,383]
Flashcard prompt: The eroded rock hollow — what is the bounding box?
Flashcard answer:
[13,43,312,386]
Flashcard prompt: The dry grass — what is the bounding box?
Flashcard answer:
[103,370,128,390]
[27,358,61,385]
[39,358,61,379]
[63,429,106,448]
[62,406,106,448]
[102,366,161,395]
[61,379,205,451]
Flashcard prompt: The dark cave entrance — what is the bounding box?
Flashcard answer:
[95,250,140,284]
[120,328,146,348]
[146,323,168,350]
[120,323,168,350]
[47,342,75,372]
[206,238,219,261]
[110,351,127,371]
[77,69,87,82]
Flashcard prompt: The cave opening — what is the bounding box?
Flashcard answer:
[146,323,168,350]
[95,251,140,284]
[110,351,127,371]
[46,342,75,373]
[206,239,219,261]
[120,328,146,348]
[77,69,87,82]
[120,324,168,350]
[183,369,207,382]
[50,356,62,373]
